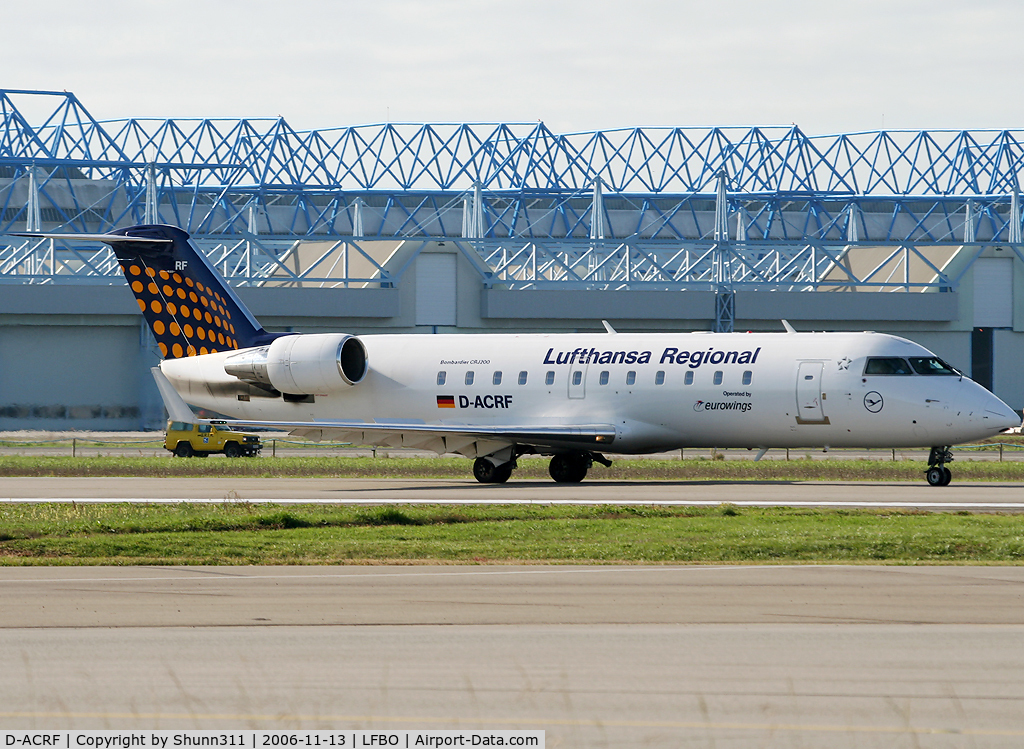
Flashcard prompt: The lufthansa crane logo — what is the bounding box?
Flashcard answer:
[863,391,884,413]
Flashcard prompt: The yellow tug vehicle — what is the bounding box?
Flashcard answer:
[164,420,262,458]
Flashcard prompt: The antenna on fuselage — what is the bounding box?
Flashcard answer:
[781,319,797,334]
[602,320,617,334]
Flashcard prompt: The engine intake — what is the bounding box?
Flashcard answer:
[224,334,367,394]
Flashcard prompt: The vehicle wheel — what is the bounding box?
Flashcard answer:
[926,467,945,486]
[224,442,242,458]
[941,466,952,486]
[173,442,194,458]
[549,453,589,483]
[473,457,512,483]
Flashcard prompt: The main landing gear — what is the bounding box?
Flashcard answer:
[925,446,953,487]
[548,451,612,483]
[472,450,612,484]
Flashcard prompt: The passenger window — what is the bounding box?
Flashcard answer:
[864,357,913,375]
[518,371,528,385]
[655,371,665,385]
[684,371,693,385]
[626,371,636,385]
[572,371,583,386]
[437,371,446,386]
[465,371,475,385]
[493,371,502,385]
[198,424,212,433]
[742,370,752,386]
[545,371,555,385]
[713,371,723,385]
[599,371,609,385]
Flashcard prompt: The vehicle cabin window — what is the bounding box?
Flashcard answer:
[909,357,959,375]
[572,371,583,386]
[169,421,190,431]
[198,424,212,433]
[493,371,502,385]
[713,371,723,385]
[684,371,694,385]
[742,370,752,386]
[437,371,446,386]
[545,371,555,385]
[518,371,528,385]
[864,357,913,375]
[626,371,636,385]
[599,371,609,385]
[655,371,665,385]
[465,371,475,385]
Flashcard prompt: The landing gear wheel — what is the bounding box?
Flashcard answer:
[224,442,242,458]
[173,442,194,458]
[473,458,513,484]
[925,446,954,486]
[548,452,590,483]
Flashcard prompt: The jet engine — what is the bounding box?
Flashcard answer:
[223,333,367,394]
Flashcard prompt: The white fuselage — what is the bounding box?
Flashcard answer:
[161,330,1020,452]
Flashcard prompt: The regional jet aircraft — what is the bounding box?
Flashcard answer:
[17,225,1021,485]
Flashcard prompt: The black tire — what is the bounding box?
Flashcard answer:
[926,467,945,486]
[474,457,513,483]
[224,442,242,458]
[941,466,952,486]
[549,453,589,483]
[173,442,194,458]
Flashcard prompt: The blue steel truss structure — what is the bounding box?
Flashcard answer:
[3,89,1023,325]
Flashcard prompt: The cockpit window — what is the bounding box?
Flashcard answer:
[864,357,913,375]
[909,357,959,375]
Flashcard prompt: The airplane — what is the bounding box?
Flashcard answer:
[14,224,1022,486]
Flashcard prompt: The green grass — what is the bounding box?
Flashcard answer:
[1,503,1023,565]
[3,455,1024,481]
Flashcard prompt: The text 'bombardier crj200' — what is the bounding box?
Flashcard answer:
[17,225,1021,486]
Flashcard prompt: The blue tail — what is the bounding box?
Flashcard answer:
[106,225,277,359]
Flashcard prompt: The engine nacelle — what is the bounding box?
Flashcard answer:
[223,333,367,394]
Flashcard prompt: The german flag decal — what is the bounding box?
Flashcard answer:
[436,395,456,408]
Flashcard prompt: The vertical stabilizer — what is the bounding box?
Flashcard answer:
[103,225,276,359]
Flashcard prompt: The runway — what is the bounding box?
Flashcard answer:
[3,476,1024,511]
[2,565,1024,747]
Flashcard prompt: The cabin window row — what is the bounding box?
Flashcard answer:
[437,369,754,386]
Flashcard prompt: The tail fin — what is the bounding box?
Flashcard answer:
[105,225,275,359]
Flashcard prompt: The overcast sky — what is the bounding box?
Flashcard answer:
[5,0,1024,135]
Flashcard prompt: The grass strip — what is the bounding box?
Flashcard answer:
[1,503,1023,565]
[4,455,1024,481]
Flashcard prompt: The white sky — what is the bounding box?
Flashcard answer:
[4,0,1024,134]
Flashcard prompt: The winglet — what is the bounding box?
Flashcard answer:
[781,319,797,334]
[602,320,617,334]
[151,367,196,423]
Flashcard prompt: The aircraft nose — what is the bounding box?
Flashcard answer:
[977,390,1021,432]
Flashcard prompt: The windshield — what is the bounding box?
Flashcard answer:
[908,357,959,375]
[864,357,913,375]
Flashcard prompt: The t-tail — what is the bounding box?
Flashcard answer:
[102,224,279,359]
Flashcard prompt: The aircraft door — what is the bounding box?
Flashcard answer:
[568,359,588,399]
[796,361,828,424]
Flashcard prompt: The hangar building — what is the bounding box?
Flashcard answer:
[1,89,1022,430]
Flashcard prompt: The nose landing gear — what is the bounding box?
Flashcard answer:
[925,446,953,486]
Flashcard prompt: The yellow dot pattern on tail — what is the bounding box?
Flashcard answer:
[121,262,240,359]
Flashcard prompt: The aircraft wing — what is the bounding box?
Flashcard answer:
[208,417,616,458]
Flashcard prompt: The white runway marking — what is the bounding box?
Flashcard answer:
[3,497,1024,509]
